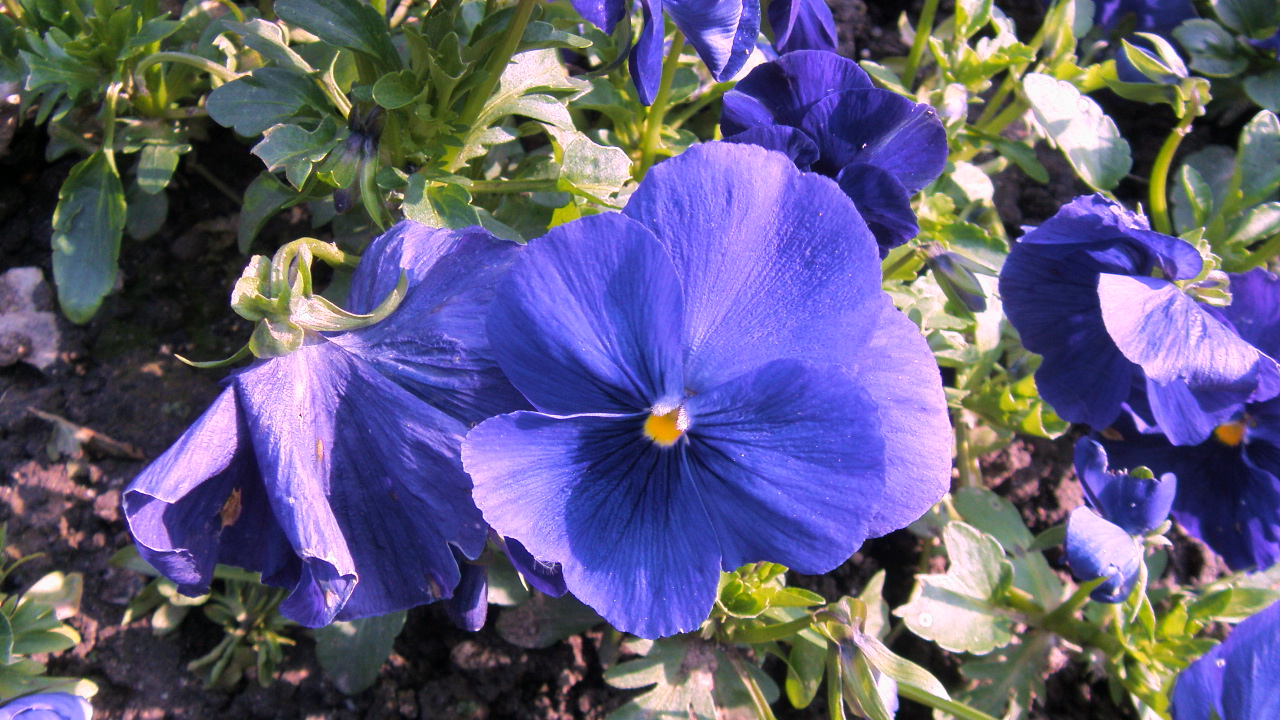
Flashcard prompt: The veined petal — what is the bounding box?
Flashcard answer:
[504,536,567,597]
[721,51,871,134]
[1145,376,1245,447]
[664,0,755,81]
[570,0,627,33]
[681,359,885,572]
[768,0,837,54]
[800,89,946,193]
[835,162,919,255]
[444,554,489,632]
[1219,600,1280,719]
[464,412,720,638]
[1073,437,1176,535]
[1171,643,1227,720]
[629,0,665,105]
[1222,269,1280,360]
[623,143,881,391]
[723,126,820,168]
[488,213,685,415]
[1064,506,1143,603]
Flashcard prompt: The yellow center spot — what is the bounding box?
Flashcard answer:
[1214,421,1247,447]
[644,408,685,446]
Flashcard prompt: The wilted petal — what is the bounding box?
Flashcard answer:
[768,0,837,54]
[723,125,820,168]
[835,162,919,254]
[801,89,946,193]
[464,412,720,638]
[504,537,568,597]
[1064,506,1143,603]
[444,554,489,632]
[682,359,885,572]
[721,51,871,134]
[487,213,685,415]
[623,143,881,391]
[1074,437,1176,535]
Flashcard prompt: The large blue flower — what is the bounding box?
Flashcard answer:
[0,693,92,720]
[124,222,525,627]
[1064,437,1175,602]
[461,143,952,638]
[719,51,946,254]
[1172,598,1280,720]
[998,195,1279,444]
[1097,270,1280,571]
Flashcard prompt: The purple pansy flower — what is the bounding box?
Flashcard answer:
[998,194,1280,445]
[1172,598,1280,719]
[719,50,946,254]
[461,143,952,638]
[0,694,92,720]
[1064,438,1175,602]
[767,0,837,55]
[1098,269,1280,571]
[124,221,526,627]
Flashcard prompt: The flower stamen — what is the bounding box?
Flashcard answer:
[644,407,688,446]
[1214,421,1247,447]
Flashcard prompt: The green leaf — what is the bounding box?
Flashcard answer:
[605,637,776,720]
[519,21,592,51]
[402,174,481,229]
[785,631,826,709]
[495,593,601,649]
[958,630,1053,716]
[1174,20,1248,77]
[275,0,401,70]
[19,30,99,104]
[852,632,950,702]
[224,19,316,74]
[136,142,183,194]
[119,18,181,59]
[1188,586,1280,623]
[1171,145,1236,233]
[893,522,1016,654]
[0,609,13,664]
[52,152,126,324]
[125,182,168,240]
[457,49,586,164]
[1236,111,1280,205]
[953,487,1063,605]
[1176,164,1214,232]
[546,127,631,202]
[252,118,342,189]
[1023,73,1132,191]
[371,69,421,109]
[238,172,298,253]
[1244,70,1280,113]
[1226,202,1280,247]
[207,68,331,137]
[1211,0,1280,36]
[313,611,406,695]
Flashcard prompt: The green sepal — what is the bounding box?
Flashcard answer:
[176,344,253,370]
[290,271,407,332]
[249,318,306,358]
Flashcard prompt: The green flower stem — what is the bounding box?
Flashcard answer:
[896,683,1001,720]
[953,411,982,488]
[1,0,33,31]
[724,650,778,720]
[637,31,687,178]
[731,615,816,644]
[102,82,122,171]
[1005,586,1124,657]
[1149,111,1197,236]
[666,80,731,131]
[469,179,562,194]
[901,0,941,89]
[135,52,240,83]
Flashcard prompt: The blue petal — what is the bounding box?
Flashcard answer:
[1171,644,1226,720]
[444,553,489,632]
[570,0,627,33]
[1064,506,1143,603]
[768,0,837,54]
[1073,437,1176,535]
[0,693,94,720]
[504,537,568,597]
[1219,600,1280,719]
[835,162,919,255]
[681,359,886,572]
[664,0,757,81]
[487,213,685,415]
[721,51,871,135]
[1145,376,1245,447]
[334,221,528,425]
[723,125,820,168]
[629,0,664,105]
[800,88,946,193]
[1095,0,1198,35]
[622,142,881,391]
[464,412,721,638]
[1222,269,1280,360]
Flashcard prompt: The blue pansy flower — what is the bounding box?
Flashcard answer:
[461,143,952,638]
[1064,437,1175,602]
[767,0,837,55]
[1094,0,1197,36]
[1098,269,1280,571]
[124,221,526,627]
[0,694,92,720]
[998,194,1280,445]
[1172,598,1280,719]
[571,0,759,105]
[719,50,946,254]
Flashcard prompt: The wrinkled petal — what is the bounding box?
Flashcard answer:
[723,125,820,168]
[487,213,685,415]
[335,222,528,424]
[835,162,919,254]
[1073,437,1176,535]
[0,693,93,720]
[800,88,946,193]
[464,412,720,638]
[721,50,871,134]
[768,0,837,54]
[1064,506,1143,603]
[664,0,757,81]
[504,537,568,597]
[629,0,665,105]
[444,554,489,632]
[623,142,881,391]
[1222,269,1280,359]
[1145,376,1246,447]
[682,359,886,572]
[1219,600,1280,719]
[1171,643,1227,720]
[571,0,627,33]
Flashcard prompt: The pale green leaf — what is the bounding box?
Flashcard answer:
[252,118,342,189]
[313,611,406,695]
[275,0,401,70]
[403,174,481,229]
[958,631,1053,716]
[239,172,298,253]
[1023,73,1132,191]
[207,68,330,137]
[52,152,126,324]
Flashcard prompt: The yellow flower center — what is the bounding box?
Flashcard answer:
[1214,421,1247,447]
[644,407,686,446]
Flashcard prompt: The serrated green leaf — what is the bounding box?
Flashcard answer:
[457,49,586,164]
[225,19,316,73]
[19,30,99,103]
[1023,73,1132,191]
[313,611,406,695]
[238,172,298,253]
[893,522,1016,654]
[604,637,776,720]
[253,118,342,189]
[52,152,126,324]
[403,174,481,229]
[119,18,181,59]
[207,68,330,137]
[275,0,401,70]
[519,21,592,50]
[958,631,1053,716]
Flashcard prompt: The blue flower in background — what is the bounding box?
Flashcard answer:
[462,143,952,638]
[1095,0,1197,36]
[571,0,759,105]
[1172,598,1280,719]
[1064,438,1175,602]
[0,694,92,720]
[767,0,837,55]
[719,50,946,254]
[998,195,1279,445]
[124,222,526,627]
[1098,270,1280,571]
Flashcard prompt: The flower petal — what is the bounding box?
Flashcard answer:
[622,142,881,391]
[629,0,665,105]
[0,693,94,720]
[570,0,627,33]
[488,213,685,415]
[721,51,871,135]
[768,0,837,54]
[1219,600,1280,719]
[1171,643,1226,720]
[800,88,946,193]
[1064,506,1143,603]
[681,359,885,572]
[1222,268,1280,359]
[444,553,489,632]
[464,412,720,638]
[835,162,919,255]
[1073,437,1176,535]
[664,0,757,81]
[504,537,568,597]
[723,125,821,168]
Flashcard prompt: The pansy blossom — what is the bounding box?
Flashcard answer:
[1172,598,1280,719]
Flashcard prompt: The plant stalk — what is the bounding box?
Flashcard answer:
[637,31,687,178]
[135,52,240,83]
[901,0,941,90]
[450,0,540,163]
[897,683,1001,720]
[1149,111,1196,236]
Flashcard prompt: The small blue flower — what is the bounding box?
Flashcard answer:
[1098,270,1280,571]
[767,0,837,55]
[998,195,1279,444]
[1064,438,1174,602]
[124,222,526,627]
[462,143,952,638]
[1172,598,1280,719]
[719,51,946,254]
[0,693,92,720]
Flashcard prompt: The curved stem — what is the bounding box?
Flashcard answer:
[897,683,1000,720]
[637,31,686,178]
[135,52,240,83]
[731,615,815,645]
[901,0,940,90]
[1149,111,1196,236]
